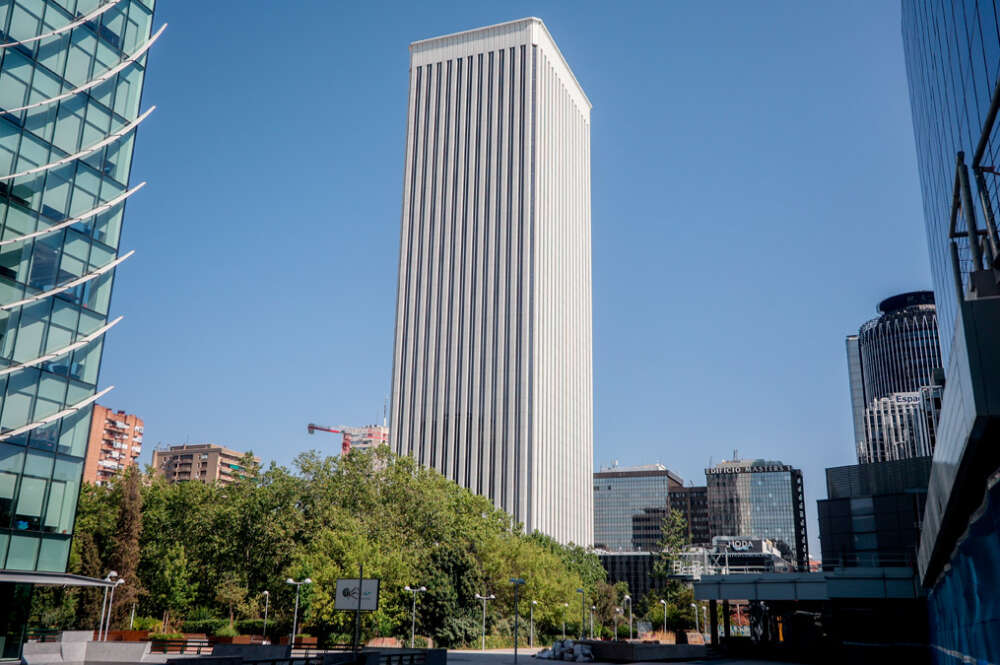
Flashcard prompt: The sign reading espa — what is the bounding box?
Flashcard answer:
[334,578,380,612]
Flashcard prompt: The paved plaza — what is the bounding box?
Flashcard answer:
[447,648,807,665]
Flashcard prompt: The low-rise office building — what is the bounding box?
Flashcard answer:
[593,463,684,551]
[597,551,661,600]
[817,456,931,569]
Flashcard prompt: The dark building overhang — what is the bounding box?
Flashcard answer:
[918,294,1000,586]
[693,567,921,602]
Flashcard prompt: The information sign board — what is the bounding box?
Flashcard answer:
[334,578,380,611]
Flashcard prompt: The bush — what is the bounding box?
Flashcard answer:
[132,616,161,631]
[181,618,226,634]
[235,619,265,635]
[215,625,239,638]
[150,633,184,641]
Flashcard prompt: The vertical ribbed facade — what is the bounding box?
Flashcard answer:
[390,18,593,546]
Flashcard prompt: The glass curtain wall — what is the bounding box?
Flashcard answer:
[0,0,154,572]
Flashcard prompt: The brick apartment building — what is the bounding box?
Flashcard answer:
[82,405,144,485]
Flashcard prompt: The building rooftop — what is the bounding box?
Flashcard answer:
[877,290,935,314]
[594,462,684,484]
[409,17,591,112]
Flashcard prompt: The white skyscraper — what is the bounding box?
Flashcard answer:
[389,18,593,545]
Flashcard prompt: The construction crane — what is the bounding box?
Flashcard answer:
[307,423,387,456]
[306,423,352,456]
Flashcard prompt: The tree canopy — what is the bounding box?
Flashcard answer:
[31,447,608,647]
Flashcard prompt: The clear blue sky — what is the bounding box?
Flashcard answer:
[105,1,929,556]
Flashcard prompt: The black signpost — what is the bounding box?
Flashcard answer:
[510,578,525,664]
[353,563,362,655]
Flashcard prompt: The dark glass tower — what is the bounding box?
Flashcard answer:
[705,459,808,571]
[901,3,1000,358]
[902,4,1000,664]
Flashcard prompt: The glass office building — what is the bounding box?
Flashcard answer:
[0,0,155,578]
[902,3,1000,663]
[706,459,807,571]
[593,464,684,551]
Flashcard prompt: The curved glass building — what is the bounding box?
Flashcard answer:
[857,291,940,398]
[845,291,943,463]
[0,0,156,580]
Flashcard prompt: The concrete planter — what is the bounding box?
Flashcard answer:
[279,636,317,648]
[213,635,254,645]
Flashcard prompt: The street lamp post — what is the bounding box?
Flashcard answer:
[575,588,585,640]
[614,608,623,641]
[261,591,270,643]
[510,578,525,664]
[286,578,312,647]
[562,602,569,639]
[623,595,632,640]
[97,571,117,640]
[702,606,709,641]
[104,578,124,641]
[690,603,699,636]
[403,586,428,648]
[590,606,595,639]
[530,600,538,648]
[659,599,667,637]
[474,594,495,651]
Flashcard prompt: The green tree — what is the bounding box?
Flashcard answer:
[215,574,247,627]
[73,532,104,629]
[110,466,143,626]
[653,509,690,579]
[154,543,195,630]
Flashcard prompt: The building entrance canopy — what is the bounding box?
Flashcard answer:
[0,570,114,588]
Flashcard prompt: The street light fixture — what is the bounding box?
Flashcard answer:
[575,588,585,640]
[623,595,632,640]
[103,577,124,641]
[98,571,117,641]
[658,599,667,637]
[530,600,539,648]
[261,591,270,643]
[286,578,312,647]
[474,594,495,651]
[510,578,526,664]
[403,586,428,648]
[690,602,699,636]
